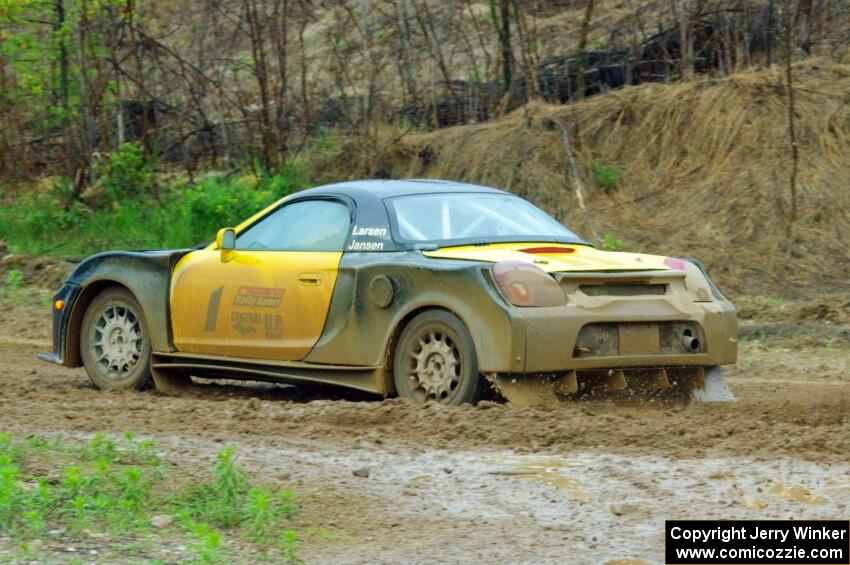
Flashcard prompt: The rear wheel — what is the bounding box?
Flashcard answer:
[80,288,152,390]
[393,310,484,405]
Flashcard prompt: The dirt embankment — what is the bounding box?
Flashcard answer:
[0,250,75,291]
[368,61,850,297]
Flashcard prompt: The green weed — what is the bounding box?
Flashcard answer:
[0,432,22,460]
[4,270,22,289]
[280,529,303,564]
[175,446,247,527]
[592,160,623,192]
[95,142,155,200]
[0,269,29,304]
[25,435,50,449]
[601,233,624,251]
[767,296,786,315]
[174,445,299,544]
[184,521,227,564]
[0,275,51,306]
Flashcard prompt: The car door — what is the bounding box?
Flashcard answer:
[170,198,352,361]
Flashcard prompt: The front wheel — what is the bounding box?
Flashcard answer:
[393,310,485,405]
[80,288,152,390]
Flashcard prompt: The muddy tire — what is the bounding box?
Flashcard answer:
[80,288,152,390]
[393,310,484,405]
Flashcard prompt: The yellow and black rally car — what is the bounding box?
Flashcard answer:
[40,179,737,406]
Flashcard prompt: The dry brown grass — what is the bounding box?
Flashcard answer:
[367,59,850,296]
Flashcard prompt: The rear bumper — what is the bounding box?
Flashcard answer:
[511,296,737,373]
[38,283,81,367]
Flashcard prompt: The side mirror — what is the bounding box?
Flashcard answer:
[216,228,236,255]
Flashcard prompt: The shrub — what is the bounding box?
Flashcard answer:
[601,233,624,251]
[592,160,623,192]
[165,166,309,246]
[96,142,156,199]
[0,162,308,255]
[5,269,22,289]
[174,445,298,540]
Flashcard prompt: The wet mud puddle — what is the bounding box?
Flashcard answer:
[481,454,594,500]
[231,440,850,564]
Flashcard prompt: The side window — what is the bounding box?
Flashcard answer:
[235,200,351,252]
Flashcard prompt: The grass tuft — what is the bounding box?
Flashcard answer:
[0,433,302,563]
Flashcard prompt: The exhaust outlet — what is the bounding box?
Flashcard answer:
[681,331,700,352]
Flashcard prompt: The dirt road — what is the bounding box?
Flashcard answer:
[1,301,848,563]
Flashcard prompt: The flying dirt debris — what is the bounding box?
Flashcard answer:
[39,180,737,406]
[486,366,735,408]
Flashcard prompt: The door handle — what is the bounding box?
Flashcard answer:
[299,273,322,285]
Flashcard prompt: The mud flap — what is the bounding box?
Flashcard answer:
[150,358,194,396]
[484,372,576,409]
[690,366,735,402]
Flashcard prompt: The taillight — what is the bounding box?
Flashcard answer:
[666,257,719,302]
[663,257,688,271]
[492,261,566,307]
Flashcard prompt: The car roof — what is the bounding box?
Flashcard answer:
[289,179,508,205]
[279,179,585,252]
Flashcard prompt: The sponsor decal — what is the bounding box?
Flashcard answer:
[349,224,389,251]
[204,286,224,332]
[231,311,261,335]
[348,240,384,251]
[264,313,283,340]
[351,224,389,238]
[231,310,283,338]
[233,286,285,308]
[207,286,286,339]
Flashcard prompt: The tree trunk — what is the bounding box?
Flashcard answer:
[0,49,8,178]
[672,0,695,80]
[512,0,540,100]
[245,0,276,172]
[273,0,290,160]
[126,0,151,153]
[298,1,311,139]
[74,0,95,196]
[465,0,492,83]
[54,0,70,110]
[413,1,463,121]
[493,0,513,96]
[782,0,800,239]
[767,0,776,66]
[576,0,595,100]
[396,0,419,105]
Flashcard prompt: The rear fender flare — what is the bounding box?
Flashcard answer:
[305,257,520,377]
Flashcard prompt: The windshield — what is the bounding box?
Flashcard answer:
[386,192,581,244]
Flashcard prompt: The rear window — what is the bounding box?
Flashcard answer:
[386,192,580,244]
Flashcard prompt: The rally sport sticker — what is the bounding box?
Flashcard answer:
[204,286,285,338]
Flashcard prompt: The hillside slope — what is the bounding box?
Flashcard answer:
[374,60,850,296]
